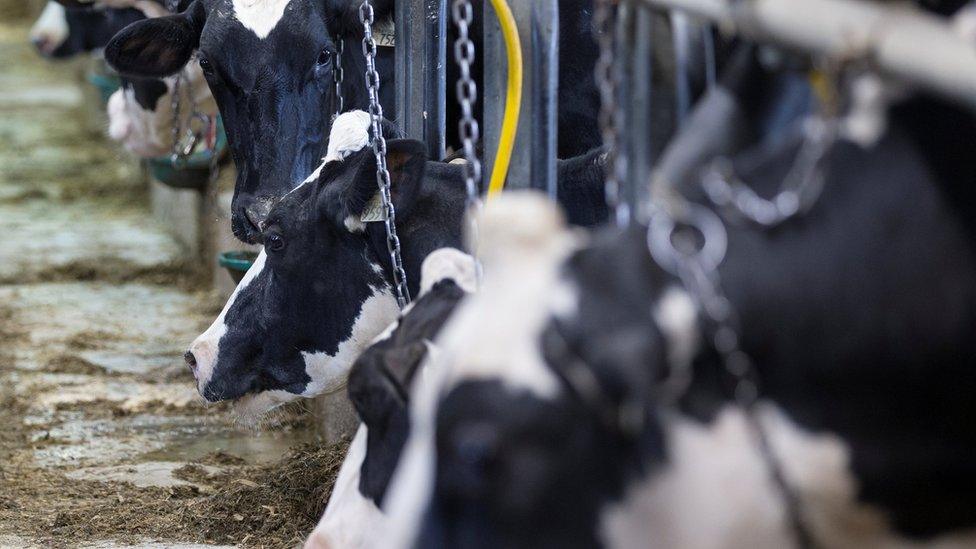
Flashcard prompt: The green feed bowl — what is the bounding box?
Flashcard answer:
[86,71,121,105]
[219,251,259,284]
[147,118,228,190]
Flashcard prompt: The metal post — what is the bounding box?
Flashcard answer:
[623,1,655,223]
[483,0,559,196]
[396,0,447,160]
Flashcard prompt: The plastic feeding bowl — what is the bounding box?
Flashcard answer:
[219,251,259,284]
[86,69,121,105]
[148,117,228,190]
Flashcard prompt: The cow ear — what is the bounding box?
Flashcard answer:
[50,0,97,8]
[317,138,427,232]
[104,1,206,78]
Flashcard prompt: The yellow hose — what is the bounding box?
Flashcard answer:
[486,0,522,198]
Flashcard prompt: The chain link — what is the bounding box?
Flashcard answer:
[452,0,482,208]
[333,37,345,119]
[594,0,628,227]
[702,118,836,228]
[360,0,411,308]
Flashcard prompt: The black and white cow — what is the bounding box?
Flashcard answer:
[305,247,477,549]
[28,1,216,158]
[102,0,604,243]
[378,69,976,549]
[106,63,218,158]
[183,110,608,416]
[29,0,151,58]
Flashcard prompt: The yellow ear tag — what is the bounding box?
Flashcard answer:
[361,193,386,223]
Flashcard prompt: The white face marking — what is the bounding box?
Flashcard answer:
[652,286,700,372]
[231,0,292,39]
[30,2,68,55]
[188,249,268,395]
[600,405,976,549]
[436,193,579,399]
[419,248,478,295]
[326,110,373,163]
[308,425,386,549]
[299,287,400,397]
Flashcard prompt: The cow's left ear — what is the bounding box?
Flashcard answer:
[317,138,427,232]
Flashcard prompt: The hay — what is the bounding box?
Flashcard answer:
[0,441,349,548]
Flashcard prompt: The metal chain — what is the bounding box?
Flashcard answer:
[169,68,184,163]
[647,197,814,548]
[594,0,628,226]
[702,118,837,228]
[333,37,345,119]
[451,0,482,208]
[360,0,411,308]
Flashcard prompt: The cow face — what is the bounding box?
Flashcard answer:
[414,229,674,549]
[185,127,428,416]
[104,0,382,243]
[30,1,147,58]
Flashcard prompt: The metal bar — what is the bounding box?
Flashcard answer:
[396,0,447,159]
[617,0,653,220]
[639,0,976,110]
[482,1,504,188]
[531,0,558,197]
[486,0,558,193]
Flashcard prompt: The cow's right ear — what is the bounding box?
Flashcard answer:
[104,1,206,78]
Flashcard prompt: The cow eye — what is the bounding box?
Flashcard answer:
[266,233,285,252]
[198,56,213,75]
[316,48,333,67]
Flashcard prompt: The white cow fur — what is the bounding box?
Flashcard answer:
[232,0,292,39]
[307,426,386,549]
[305,249,477,549]
[29,2,68,56]
[107,63,218,158]
[600,405,976,549]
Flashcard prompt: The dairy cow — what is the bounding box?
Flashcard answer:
[305,247,476,549]
[379,63,976,549]
[183,110,608,414]
[106,62,218,158]
[102,0,605,243]
[29,0,149,57]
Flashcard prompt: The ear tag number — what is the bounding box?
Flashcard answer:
[361,193,386,223]
[372,17,396,48]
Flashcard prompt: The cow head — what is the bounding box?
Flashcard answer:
[185,111,465,417]
[107,62,217,158]
[367,197,684,549]
[30,1,149,58]
[104,0,393,243]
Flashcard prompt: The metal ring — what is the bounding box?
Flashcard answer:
[647,203,728,277]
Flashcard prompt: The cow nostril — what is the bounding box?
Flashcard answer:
[184,350,197,370]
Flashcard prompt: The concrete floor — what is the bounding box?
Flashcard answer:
[0,20,316,548]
